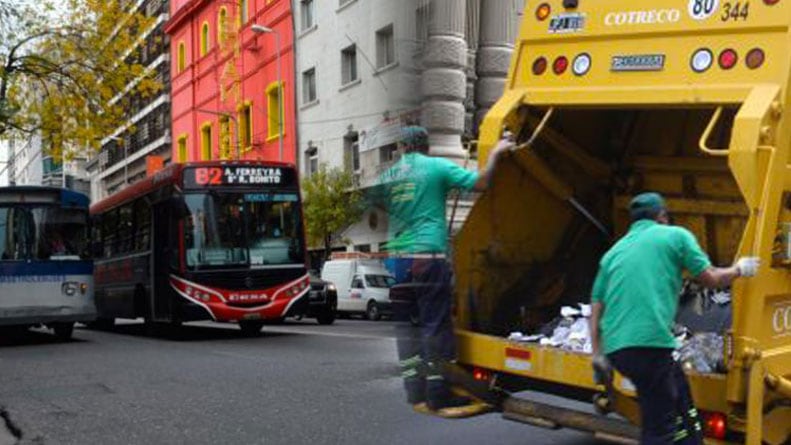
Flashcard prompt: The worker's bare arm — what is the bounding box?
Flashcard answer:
[473,138,515,191]
[696,257,760,288]
[696,266,740,288]
[590,302,603,356]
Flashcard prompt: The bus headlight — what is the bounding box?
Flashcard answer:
[62,282,78,297]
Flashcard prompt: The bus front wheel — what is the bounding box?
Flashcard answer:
[239,321,264,336]
[53,322,74,341]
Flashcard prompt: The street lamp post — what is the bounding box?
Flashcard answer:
[251,24,283,162]
[197,109,241,159]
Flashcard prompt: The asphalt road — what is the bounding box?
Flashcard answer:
[0,319,607,445]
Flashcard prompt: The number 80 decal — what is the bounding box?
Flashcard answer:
[689,0,720,20]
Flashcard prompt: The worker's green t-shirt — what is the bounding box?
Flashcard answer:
[379,153,478,254]
[591,220,712,355]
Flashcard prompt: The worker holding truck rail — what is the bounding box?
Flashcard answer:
[590,192,760,445]
[376,126,512,417]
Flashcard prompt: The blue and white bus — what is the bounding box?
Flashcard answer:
[0,187,95,340]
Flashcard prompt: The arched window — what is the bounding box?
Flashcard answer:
[177,42,186,72]
[266,81,284,141]
[217,8,228,46]
[200,22,210,56]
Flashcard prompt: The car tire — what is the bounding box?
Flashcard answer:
[239,320,264,336]
[317,308,336,325]
[53,322,74,341]
[366,301,381,321]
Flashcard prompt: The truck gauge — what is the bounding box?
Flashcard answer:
[572,53,592,75]
[691,48,713,72]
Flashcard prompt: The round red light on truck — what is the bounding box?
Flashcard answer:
[553,56,569,74]
[702,412,727,440]
[532,57,548,75]
[718,49,738,70]
[536,3,551,21]
[745,48,765,69]
[764,0,780,5]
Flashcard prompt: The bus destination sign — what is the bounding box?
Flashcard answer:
[184,166,295,188]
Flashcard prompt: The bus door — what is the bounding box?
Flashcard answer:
[152,200,176,321]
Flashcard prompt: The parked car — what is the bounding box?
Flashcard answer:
[288,272,337,325]
[321,259,395,320]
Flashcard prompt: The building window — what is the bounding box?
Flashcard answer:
[379,143,398,164]
[200,22,210,56]
[376,25,395,68]
[201,123,212,160]
[177,135,188,162]
[300,0,314,31]
[177,42,186,72]
[266,81,283,141]
[219,116,232,159]
[239,0,248,25]
[341,45,358,85]
[218,7,228,46]
[344,132,359,172]
[302,68,316,104]
[239,103,252,150]
[305,145,318,177]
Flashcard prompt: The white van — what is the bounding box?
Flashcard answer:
[320,259,395,320]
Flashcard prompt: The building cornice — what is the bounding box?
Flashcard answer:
[164,0,210,35]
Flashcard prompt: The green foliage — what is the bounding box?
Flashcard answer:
[302,166,364,256]
[0,0,160,161]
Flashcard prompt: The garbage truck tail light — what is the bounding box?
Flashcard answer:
[765,0,780,5]
[690,48,713,73]
[702,411,727,440]
[473,367,492,382]
[745,48,765,69]
[536,3,551,21]
[553,56,569,75]
[532,57,548,75]
[718,49,738,70]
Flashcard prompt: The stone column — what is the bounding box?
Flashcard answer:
[475,0,517,129]
[421,0,468,159]
[464,0,480,138]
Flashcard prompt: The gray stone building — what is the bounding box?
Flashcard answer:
[295,0,521,255]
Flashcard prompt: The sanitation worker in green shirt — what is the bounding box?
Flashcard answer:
[378,126,511,417]
[589,192,760,445]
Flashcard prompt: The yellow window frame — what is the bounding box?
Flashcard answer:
[217,7,228,46]
[200,22,210,56]
[266,81,284,142]
[200,122,213,160]
[177,135,188,162]
[237,101,253,153]
[177,41,186,72]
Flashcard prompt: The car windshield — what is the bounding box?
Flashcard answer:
[365,274,396,288]
[183,192,304,269]
[0,205,89,261]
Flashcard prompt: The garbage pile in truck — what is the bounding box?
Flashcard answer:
[507,281,732,373]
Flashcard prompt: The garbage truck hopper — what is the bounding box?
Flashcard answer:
[453,1,791,443]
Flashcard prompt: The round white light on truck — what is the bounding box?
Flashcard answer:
[572,53,591,76]
[691,48,713,73]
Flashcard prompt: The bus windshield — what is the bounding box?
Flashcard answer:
[183,192,304,269]
[0,205,89,261]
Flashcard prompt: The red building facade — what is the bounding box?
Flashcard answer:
[165,0,295,164]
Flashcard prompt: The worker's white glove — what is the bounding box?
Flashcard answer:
[735,257,760,277]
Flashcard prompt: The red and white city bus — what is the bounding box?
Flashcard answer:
[90,161,309,335]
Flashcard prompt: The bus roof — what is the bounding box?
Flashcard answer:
[0,186,89,208]
[90,160,297,215]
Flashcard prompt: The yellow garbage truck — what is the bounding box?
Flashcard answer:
[453,0,791,443]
